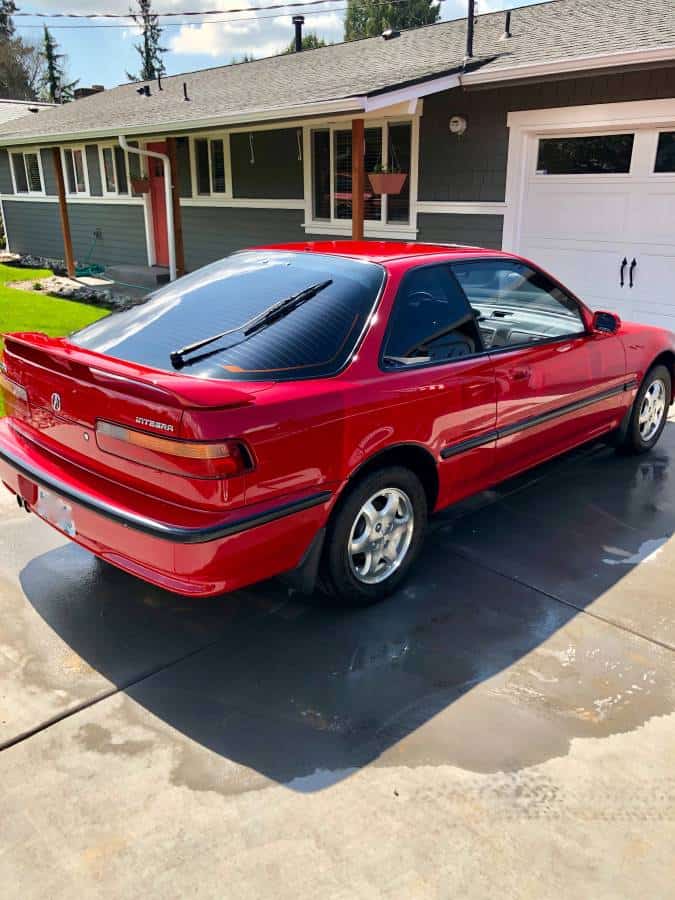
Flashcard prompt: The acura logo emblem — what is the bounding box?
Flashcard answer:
[51,392,61,413]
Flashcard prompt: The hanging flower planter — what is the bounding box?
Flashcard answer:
[131,176,150,194]
[367,171,408,195]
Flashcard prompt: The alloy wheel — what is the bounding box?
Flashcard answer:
[638,378,667,443]
[347,487,415,585]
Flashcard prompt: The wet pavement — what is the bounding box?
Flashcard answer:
[1,427,674,898]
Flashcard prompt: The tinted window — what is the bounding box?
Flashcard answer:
[72,251,384,382]
[383,265,481,367]
[312,130,331,220]
[536,134,634,174]
[11,153,28,193]
[655,132,675,173]
[387,123,412,224]
[451,260,585,349]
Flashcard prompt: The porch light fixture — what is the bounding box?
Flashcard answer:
[449,115,468,136]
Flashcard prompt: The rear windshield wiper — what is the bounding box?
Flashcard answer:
[170,279,333,369]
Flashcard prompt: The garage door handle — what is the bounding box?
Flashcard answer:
[629,258,637,289]
[620,257,627,287]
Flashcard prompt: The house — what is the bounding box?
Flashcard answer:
[0,0,674,326]
[0,99,55,125]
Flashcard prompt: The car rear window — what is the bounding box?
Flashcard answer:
[71,251,384,381]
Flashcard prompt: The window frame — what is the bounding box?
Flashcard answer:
[60,145,91,197]
[448,257,590,355]
[378,261,487,373]
[9,148,45,196]
[307,116,419,237]
[188,132,232,199]
[98,142,132,197]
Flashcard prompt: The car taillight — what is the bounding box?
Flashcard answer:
[0,372,29,418]
[95,421,252,478]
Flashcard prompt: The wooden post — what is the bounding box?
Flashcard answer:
[351,118,365,242]
[52,147,75,277]
[166,137,186,278]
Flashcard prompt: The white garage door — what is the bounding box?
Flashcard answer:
[516,127,675,329]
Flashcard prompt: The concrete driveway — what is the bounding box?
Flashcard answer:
[1,427,674,899]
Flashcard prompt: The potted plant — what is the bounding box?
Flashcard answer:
[130,175,150,193]
[367,164,408,195]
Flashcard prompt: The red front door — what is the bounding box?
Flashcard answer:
[147,142,169,267]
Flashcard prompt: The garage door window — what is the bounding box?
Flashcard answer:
[655,132,675,173]
[536,134,634,175]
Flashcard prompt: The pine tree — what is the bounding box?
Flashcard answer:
[127,0,167,82]
[280,33,328,54]
[0,1,17,42]
[344,0,439,41]
[41,26,77,103]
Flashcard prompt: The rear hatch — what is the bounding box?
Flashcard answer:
[1,333,266,510]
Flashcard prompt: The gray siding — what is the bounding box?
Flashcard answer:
[230,129,303,199]
[3,199,147,266]
[0,149,12,193]
[417,213,503,249]
[182,206,304,270]
[419,65,675,203]
[85,144,102,196]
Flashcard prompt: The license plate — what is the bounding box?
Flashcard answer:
[36,487,76,537]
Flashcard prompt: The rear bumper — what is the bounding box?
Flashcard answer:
[0,420,333,596]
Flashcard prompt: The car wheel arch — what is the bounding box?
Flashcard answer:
[338,442,439,513]
[650,351,675,403]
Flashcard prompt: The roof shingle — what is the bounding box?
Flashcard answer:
[1,0,673,144]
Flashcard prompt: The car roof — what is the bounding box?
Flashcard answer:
[257,241,511,264]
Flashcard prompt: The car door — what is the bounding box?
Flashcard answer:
[450,258,628,481]
[380,263,497,508]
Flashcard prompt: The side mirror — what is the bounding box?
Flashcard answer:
[592,310,621,334]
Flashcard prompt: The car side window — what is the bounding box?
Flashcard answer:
[450,260,586,350]
[382,265,483,368]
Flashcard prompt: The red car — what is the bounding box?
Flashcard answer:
[0,242,673,605]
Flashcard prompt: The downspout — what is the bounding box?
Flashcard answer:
[118,134,177,282]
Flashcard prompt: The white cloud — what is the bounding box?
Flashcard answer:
[170,1,345,61]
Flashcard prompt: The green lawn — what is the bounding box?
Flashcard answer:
[0,263,108,414]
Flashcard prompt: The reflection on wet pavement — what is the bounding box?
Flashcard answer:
[2,427,672,790]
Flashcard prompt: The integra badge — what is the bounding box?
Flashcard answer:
[135,417,175,432]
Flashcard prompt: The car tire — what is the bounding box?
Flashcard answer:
[318,466,428,607]
[618,364,671,455]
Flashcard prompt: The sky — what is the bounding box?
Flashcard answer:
[15,0,546,89]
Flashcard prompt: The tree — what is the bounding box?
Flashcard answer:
[0,1,17,41]
[127,0,166,82]
[344,0,439,41]
[0,38,42,100]
[41,26,77,103]
[280,33,328,54]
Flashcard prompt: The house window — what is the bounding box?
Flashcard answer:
[192,135,229,196]
[10,151,44,194]
[655,132,675,173]
[62,147,89,195]
[536,134,634,175]
[99,144,129,195]
[310,120,413,230]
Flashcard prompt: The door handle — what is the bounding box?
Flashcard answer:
[629,258,637,288]
[509,366,531,382]
[619,256,628,287]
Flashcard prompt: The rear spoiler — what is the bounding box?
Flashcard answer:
[3,333,256,410]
